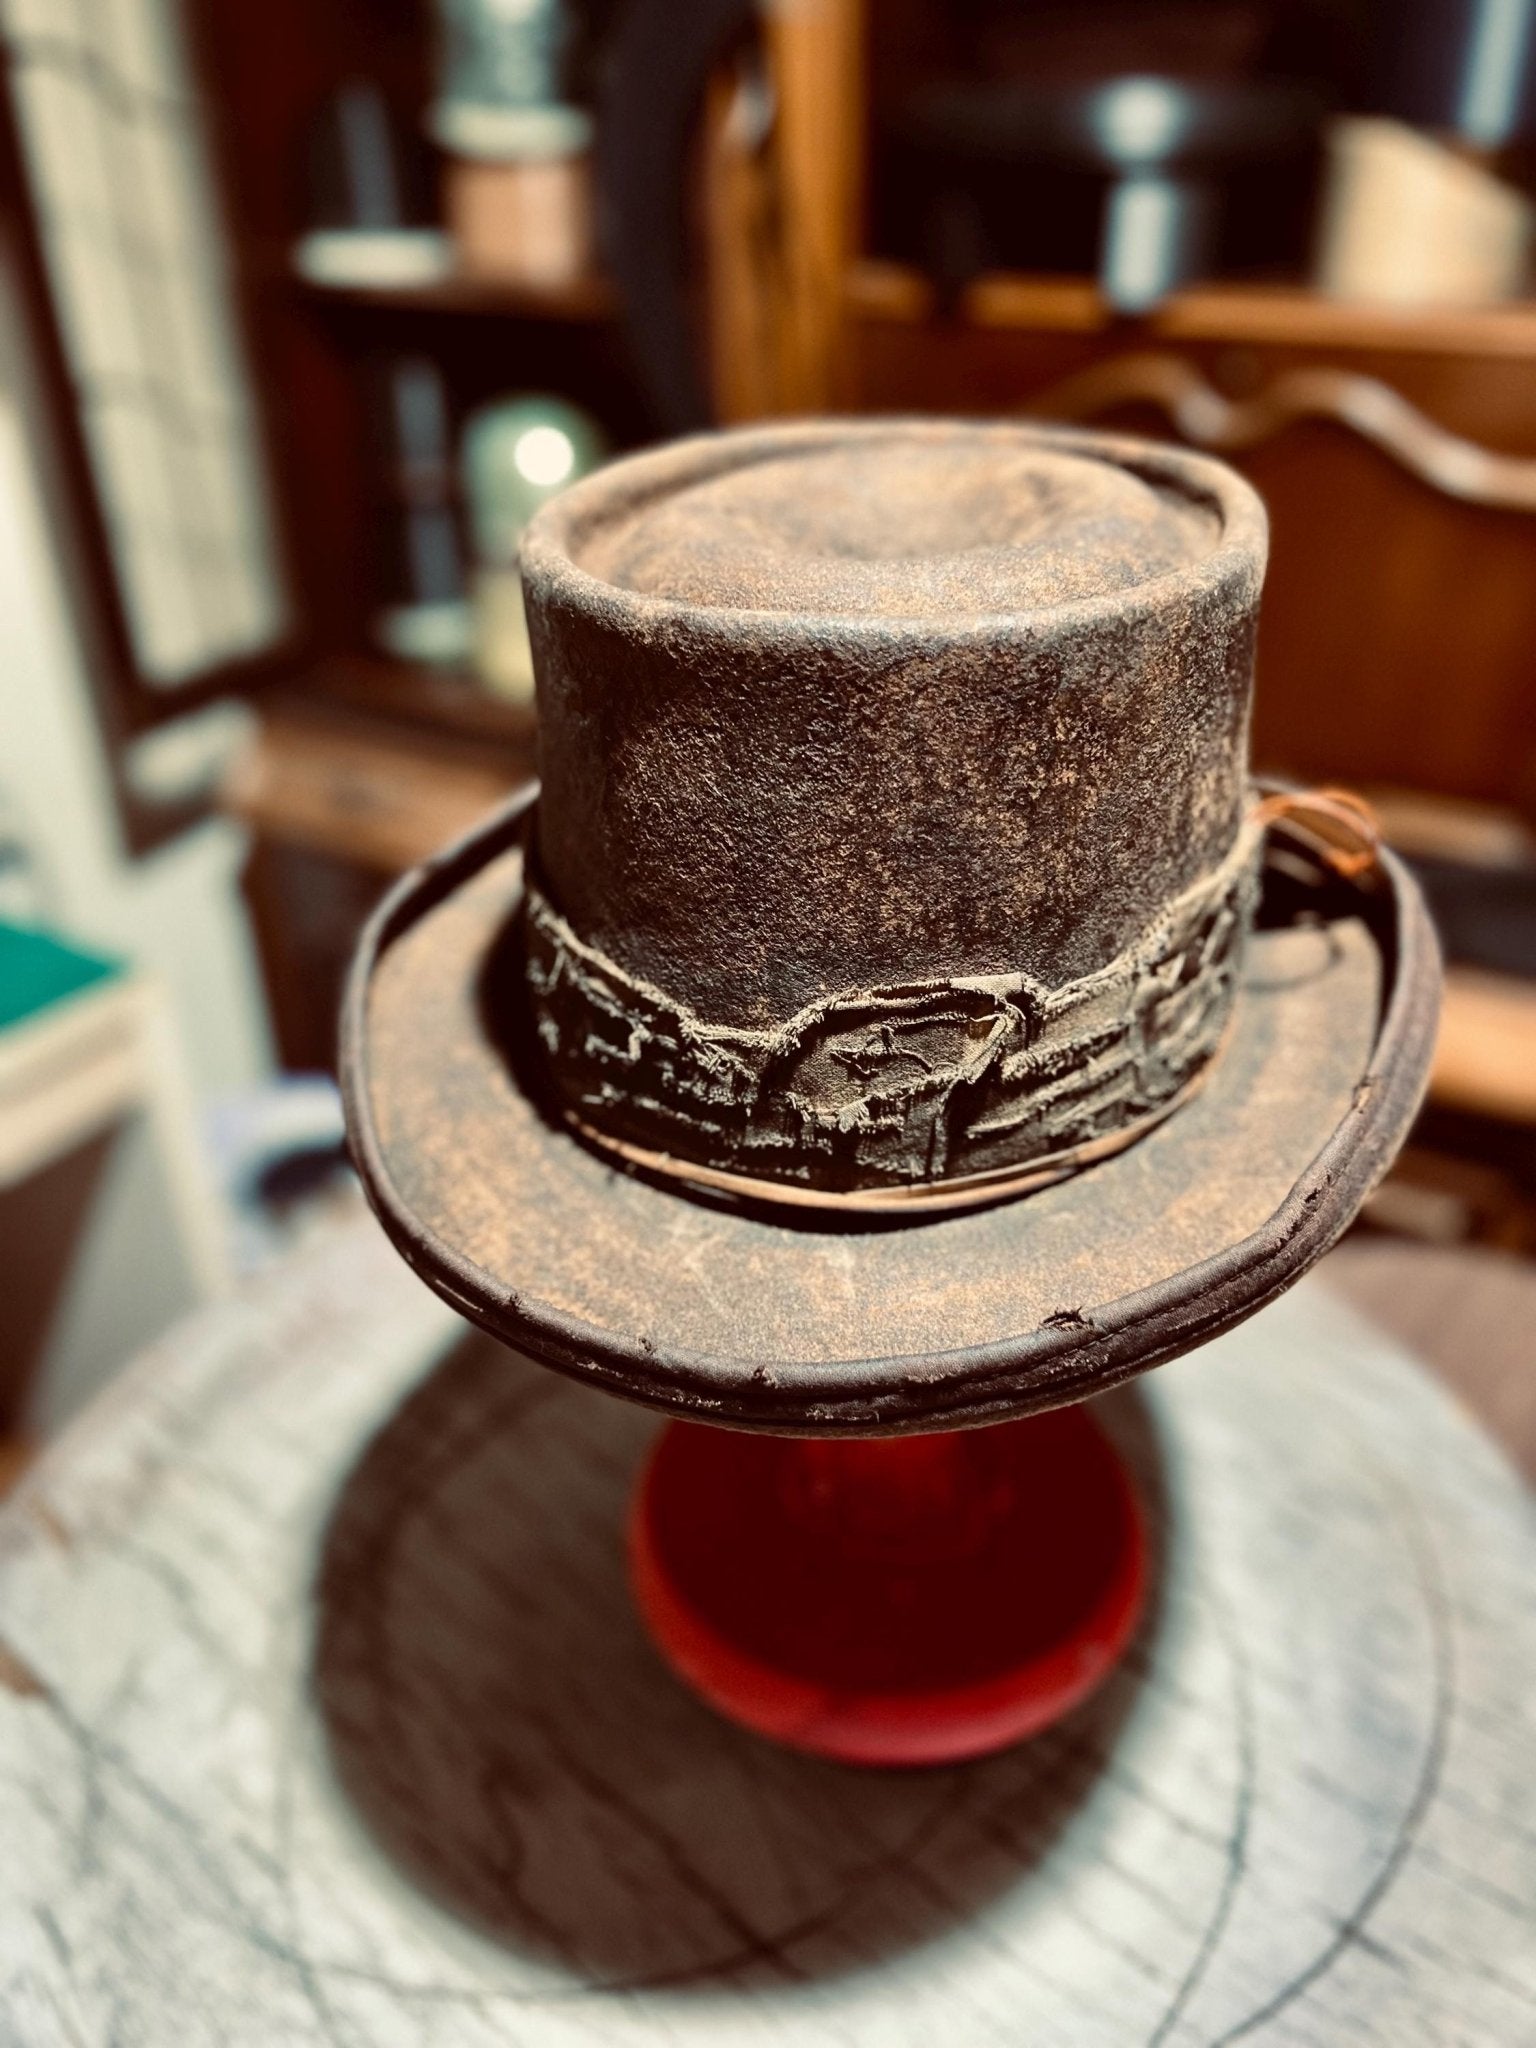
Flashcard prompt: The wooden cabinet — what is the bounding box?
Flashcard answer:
[704,7,1536,814]
[844,268,1536,807]
[697,7,1536,1166]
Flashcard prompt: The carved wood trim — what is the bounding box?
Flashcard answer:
[1029,352,1536,512]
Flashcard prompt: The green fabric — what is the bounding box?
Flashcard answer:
[0,922,123,1034]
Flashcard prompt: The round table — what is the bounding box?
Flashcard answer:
[1,1215,1533,2046]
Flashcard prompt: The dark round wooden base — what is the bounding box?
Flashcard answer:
[629,1407,1146,1766]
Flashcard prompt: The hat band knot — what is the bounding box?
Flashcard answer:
[520,813,1267,1209]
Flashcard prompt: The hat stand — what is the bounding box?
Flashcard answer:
[629,1408,1145,1766]
[343,422,1443,1776]
[345,788,1441,1772]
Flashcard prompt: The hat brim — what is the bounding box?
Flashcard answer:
[343,787,1440,1435]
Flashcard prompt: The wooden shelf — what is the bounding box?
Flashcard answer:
[298,653,538,753]
[297,270,616,323]
[847,259,1536,359]
[225,696,528,876]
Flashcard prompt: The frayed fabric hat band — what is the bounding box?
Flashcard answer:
[518,803,1295,1210]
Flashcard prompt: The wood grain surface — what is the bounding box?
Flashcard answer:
[0,1218,1533,2046]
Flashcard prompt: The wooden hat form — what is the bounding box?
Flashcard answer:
[344,419,1441,1437]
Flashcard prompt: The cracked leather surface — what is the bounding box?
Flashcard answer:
[518,419,1268,1196]
[523,817,1262,1192]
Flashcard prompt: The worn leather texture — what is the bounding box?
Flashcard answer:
[342,784,1442,1423]
[519,419,1268,1194]
[522,818,1262,1193]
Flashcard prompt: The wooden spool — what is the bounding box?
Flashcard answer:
[1,1218,1533,2044]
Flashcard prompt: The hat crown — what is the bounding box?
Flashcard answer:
[564,432,1219,618]
[520,419,1267,1202]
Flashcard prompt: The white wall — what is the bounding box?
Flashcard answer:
[0,268,274,1106]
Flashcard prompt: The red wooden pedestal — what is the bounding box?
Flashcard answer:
[630,1406,1145,1767]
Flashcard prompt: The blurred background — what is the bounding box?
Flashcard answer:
[2,0,1535,1463]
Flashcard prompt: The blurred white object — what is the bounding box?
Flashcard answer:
[0,232,275,1109]
[295,228,456,291]
[462,395,603,556]
[125,698,259,809]
[430,97,591,161]
[376,595,475,666]
[429,0,593,287]
[1091,77,1214,314]
[1317,116,1532,306]
[1101,173,1212,316]
[428,0,590,157]
[296,79,454,291]
[461,394,604,701]
[370,359,473,667]
[467,566,537,701]
[0,959,230,1433]
[3,0,288,684]
[204,1075,356,1275]
[1456,0,1536,145]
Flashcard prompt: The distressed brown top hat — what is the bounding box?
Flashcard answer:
[343,418,1440,1434]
